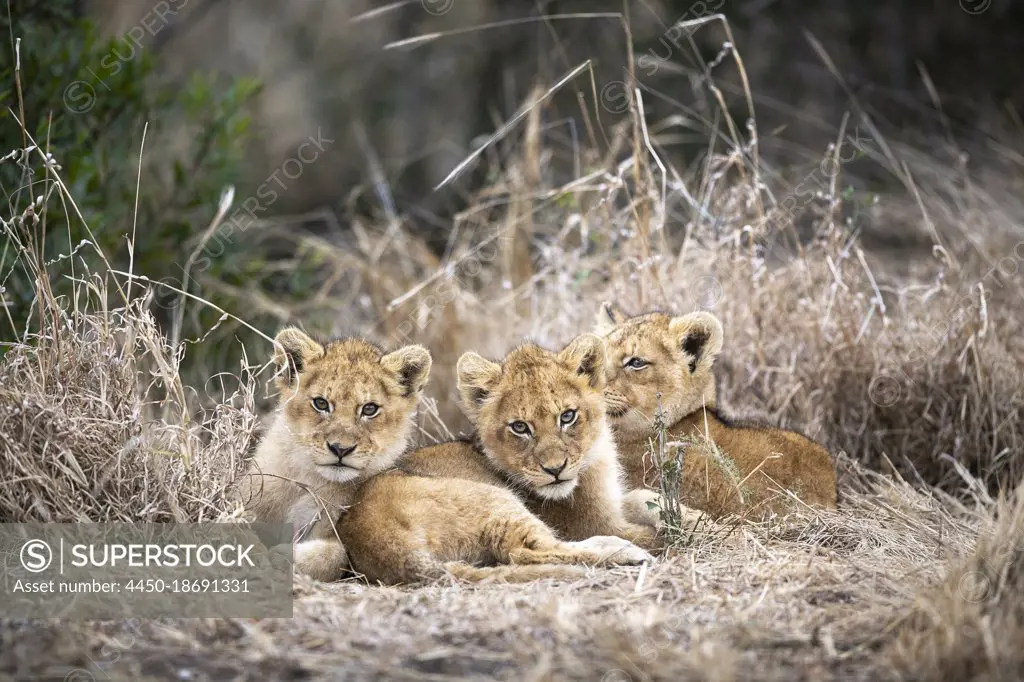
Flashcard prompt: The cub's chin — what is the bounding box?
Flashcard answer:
[532,478,578,501]
[608,408,656,438]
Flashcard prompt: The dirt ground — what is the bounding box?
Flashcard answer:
[0,460,984,682]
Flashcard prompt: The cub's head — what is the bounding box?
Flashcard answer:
[270,327,431,484]
[456,334,611,501]
[594,301,723,438]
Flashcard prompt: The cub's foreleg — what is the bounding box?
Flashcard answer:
[483,493,655,567]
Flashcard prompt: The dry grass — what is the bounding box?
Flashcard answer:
[0,261,256,523]
[0,458,994,680]
[3,15,1024,681]
[890,485,1024,681]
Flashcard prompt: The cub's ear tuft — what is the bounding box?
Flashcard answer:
[668,312,724,374]
[594,300,630,336]
[456,352,502,416]
[381,345,433,396]
[273,327,325,387]
[558,333,607,390]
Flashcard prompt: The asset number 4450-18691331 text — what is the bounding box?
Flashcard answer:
[124,578,250,593]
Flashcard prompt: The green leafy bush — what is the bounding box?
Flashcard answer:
[0,1,259,350]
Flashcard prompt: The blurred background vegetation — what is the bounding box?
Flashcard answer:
[2,0,1022,377]
[0,0,258,366]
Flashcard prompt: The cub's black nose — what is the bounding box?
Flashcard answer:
[327,442,357,461]
[541,459,568,479]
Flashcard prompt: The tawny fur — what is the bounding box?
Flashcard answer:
[235,327,431,581]
[594,302,838,520]
[338,471,653,585]
[239,328,652,586]
[400,334,664,550]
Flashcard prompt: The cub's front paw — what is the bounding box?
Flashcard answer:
[572,535,654,566]
[293,539,350,582]
[623,488,665,529]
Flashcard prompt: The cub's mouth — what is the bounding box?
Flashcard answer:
[602,389,630,417]
[535,478,577,500]
[325,462,360,471]
[314,462,364,484]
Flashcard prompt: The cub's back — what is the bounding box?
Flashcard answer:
[337,471,545,584]
[770,428,837,507]
[673,411,837,515]
[400,440,505,488]
[340,472,506,559]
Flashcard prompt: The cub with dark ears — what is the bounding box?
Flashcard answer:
[235,327,431,581]
[595,301,838,519]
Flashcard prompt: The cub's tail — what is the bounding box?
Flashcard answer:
[442,562,587,584]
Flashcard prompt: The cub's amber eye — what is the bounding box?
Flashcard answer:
[360,402,380,418]
[311,397,331,413]
[624,357,649,370]
[509,421,531,436]
[559,409,577,426]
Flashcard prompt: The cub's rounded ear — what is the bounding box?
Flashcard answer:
[273,327,325,387]
[558,333,607,390]
[668,312,724,374]
[381,345,433,396]
[456,352,502,416]
[594,300,629,336]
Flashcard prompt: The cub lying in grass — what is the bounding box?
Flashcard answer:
[240,327,651,585]
[401,333,665,550]
[236,327,432,581]
[595,302,838,520]
[337,471,653,585]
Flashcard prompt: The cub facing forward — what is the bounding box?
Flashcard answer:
[236,327,431,581]
[595,302,837,519]
[401,333,663,549]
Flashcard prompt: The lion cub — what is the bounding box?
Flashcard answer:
[401,333,662,550]
[236,327,431,581]
[595,302,838,520]
[338,471,653,585]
